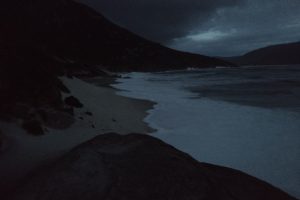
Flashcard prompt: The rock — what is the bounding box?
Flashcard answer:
[10,133,296,200]
[0,130,9,153]
[85,111,93,116]
[64,96,83,108]
[21,120,44,135]
[0,130,3,150]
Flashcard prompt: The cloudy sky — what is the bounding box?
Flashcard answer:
[79,0,300,57]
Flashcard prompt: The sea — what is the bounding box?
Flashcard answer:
[113,65,300,198]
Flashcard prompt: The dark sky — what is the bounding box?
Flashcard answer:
[78,0,300,57]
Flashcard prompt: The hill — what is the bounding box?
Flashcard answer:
[226,41,300,65]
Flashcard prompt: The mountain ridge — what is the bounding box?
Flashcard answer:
[225,41,300,65]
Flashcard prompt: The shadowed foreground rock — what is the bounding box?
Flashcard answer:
[12,133,296,200]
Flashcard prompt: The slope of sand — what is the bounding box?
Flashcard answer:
[0,77,154,196]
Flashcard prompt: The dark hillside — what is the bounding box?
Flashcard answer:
[226,41,300,65]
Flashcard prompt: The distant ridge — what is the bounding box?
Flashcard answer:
[226,41,300,65]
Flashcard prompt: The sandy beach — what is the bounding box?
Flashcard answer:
[0,76,154,196]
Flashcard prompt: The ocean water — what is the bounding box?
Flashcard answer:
[113,65,300,198]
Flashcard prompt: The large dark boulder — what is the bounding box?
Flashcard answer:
[10,133,296,200]
[21,120,44,135]
[64,96,84,108]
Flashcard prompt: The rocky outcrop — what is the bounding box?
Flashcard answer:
[10,133,296,200]
[64,96,84,108]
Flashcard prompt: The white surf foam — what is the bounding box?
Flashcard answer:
[113,71,300,198]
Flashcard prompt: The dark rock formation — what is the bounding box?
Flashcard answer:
[226,41,300,65]
[64,96,84,108]
[0,130,3,151]
[11,133,296,200]
[85,111,93,116]
[0,46,65,119]
[21,120,44,135]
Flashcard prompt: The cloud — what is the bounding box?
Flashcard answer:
[185,29,237,42]
[78,0,300,56]
[169,0,300,56]
[78,0,240,42]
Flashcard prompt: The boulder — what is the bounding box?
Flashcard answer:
[64,96,83,108]
[11,133,296,200]
[21,120,44,135]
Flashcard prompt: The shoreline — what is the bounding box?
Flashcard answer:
[82,75,156,133]
[112,71,300,198]
[0,76,155,196]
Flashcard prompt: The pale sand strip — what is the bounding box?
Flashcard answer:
[0,77,155,195]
